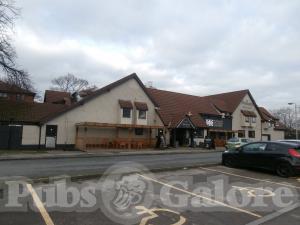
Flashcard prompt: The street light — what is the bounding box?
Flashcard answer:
[288,102,298,139]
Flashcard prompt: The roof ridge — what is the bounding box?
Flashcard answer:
[203,89,249,98]
[147,87,202,98]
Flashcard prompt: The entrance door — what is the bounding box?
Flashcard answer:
[0,125,9,149]
[45,125,57,149]
[262,134,271,141]
[0,125,22,149]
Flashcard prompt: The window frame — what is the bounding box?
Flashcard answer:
[138,110,147,120]
[248,130,256,138]
[245,116,250,123]
[242,143,267,152]
[122,108,132,118]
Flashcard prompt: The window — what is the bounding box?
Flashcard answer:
[138,110,147,119]
[248,131,255,138]
[16,94,21,101]
[243,143,267,152]
[267,143,284,152]
[245,116,250,122]
[0,92,8,98]
[122,108,131,118]
[252,117,256,123]
[194,128,204,138]
[135,128,144,136]
[238,130,245,138]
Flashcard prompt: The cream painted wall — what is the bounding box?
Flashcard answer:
[232,94,262,141]
[40,78,163,145]
[262,122,285,140]
[22,125,40,145]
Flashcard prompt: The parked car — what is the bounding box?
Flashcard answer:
[277,140,300,145]
[225,137,251,149]
[222,141,300,177]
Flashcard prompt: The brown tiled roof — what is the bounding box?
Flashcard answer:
[241,110,257,117]
[146,88,219,127]
[0,81,35,96]
[134,102,148,111]
[259,107,278,122]
[44,90,71,104]
[119,100,133,109]
[203,90,249,113]
[0,100,69,124]
[42,73,159,123]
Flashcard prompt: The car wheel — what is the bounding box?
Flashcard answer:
[223,157,236,168]
[276,162,294,178]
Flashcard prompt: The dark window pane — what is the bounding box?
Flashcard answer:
[122,108,131,118]
[135,128,144,136]
[248,131,255,138]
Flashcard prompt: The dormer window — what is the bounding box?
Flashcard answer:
[122,108,131,118]
[135,102,148,120]
[119,100,133,118]
[138,110,147,119]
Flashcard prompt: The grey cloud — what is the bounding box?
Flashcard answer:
[12,0,300,108]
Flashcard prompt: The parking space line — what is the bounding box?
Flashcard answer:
[138,174,262,218]
[198,167,300,190]
[26,183,55,225]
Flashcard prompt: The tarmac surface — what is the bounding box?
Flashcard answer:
[1,165,300,225]
[0,152,222,179]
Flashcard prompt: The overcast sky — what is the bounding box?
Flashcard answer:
[12,0,300,109]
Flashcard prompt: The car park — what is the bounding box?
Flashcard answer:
[225,137,251,149]
[222,141,300,177]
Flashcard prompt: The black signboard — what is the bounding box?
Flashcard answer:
[177,118,194,129]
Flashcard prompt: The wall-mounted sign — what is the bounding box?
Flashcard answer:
[177,118,194,129]
[205,119,224,128]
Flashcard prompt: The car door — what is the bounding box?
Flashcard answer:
[239,142,268,168]
[263,143,287,170]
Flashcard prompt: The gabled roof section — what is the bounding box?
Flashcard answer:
[44,90,71,104]
[0,80,35,96]
[259,107,278,122]
[146,88,219,127]
[0,100,68,124]
[203,90,249,113]
[42,73,158,124]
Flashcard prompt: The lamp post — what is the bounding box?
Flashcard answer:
[288,103,298,140]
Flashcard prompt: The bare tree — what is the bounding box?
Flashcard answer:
[271,107,295,129]
[0,0,33,91]
[51,73,93,93]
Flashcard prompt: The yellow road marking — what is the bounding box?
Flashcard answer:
[136,206,186,225]
[26,184,55,225]
[198,167,300,190]
[138,174,262,218]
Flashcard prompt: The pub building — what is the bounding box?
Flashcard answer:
[0,73,285,150]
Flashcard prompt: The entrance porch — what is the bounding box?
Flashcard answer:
[75,122,164,151]
[208,129,236,147]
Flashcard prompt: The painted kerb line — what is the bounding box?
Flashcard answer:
[138,174,262,218]
[26,183,55,225]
